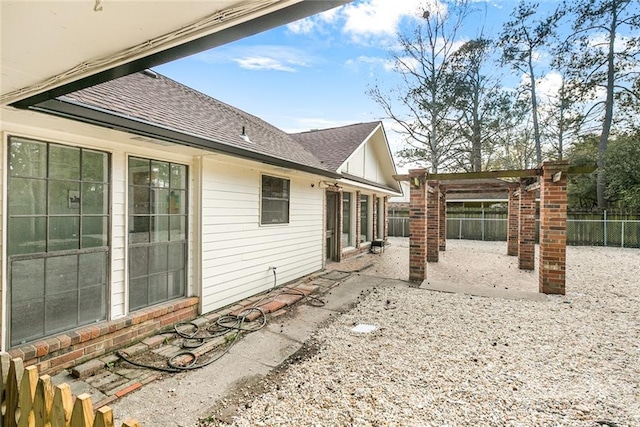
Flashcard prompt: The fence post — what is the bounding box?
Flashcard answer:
[481,208,485,241]
[604,210,607,247]
[621,221,625,248]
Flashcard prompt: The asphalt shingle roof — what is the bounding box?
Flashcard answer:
[290,122,381,172]
[63,71,327,171]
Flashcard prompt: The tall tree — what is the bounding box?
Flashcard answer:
[499,2,561,166]
[449,38,508,172]
[560,0,640,209]
[368,2,471,173]
[605,131,640,208]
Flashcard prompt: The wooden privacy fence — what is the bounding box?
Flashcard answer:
[0,352,140,427]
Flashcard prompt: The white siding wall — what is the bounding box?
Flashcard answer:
[364,142,382,182]
[345,149,364,177]
[0,109,196,331]
[199,158,323,314]
[345,143,384,184]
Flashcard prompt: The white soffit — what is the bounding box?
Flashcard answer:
[1,0,346,106]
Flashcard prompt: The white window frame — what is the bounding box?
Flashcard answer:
[260,174,290,225]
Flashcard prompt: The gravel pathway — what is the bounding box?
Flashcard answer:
[228,242,640,426]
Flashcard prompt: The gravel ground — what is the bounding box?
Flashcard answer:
[227,241,640,426]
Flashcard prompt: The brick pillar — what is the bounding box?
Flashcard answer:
[355,191,361,249]
[439,191,447,251]
[409,170,428,281]
[337,190,344,262]
[372,193,378,240]
[507,188,519,256]
[518,179,536,270]
[383,196,389,240]
[426,181,439,263]
[539,161,569,295]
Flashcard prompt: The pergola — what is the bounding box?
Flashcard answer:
[394,160,595,295]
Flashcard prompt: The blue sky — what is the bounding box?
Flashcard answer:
[154,0,563,170]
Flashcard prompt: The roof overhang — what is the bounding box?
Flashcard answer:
[2,0,349,107]
[31,97,341,179]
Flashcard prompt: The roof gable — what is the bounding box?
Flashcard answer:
[290,122,379,171]
[291,122,400,192]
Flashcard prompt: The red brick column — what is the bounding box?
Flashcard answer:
[355,191,361,249]
[518,179,536,270]
[372,193,378,240]
[383,196,389,240]
[337,190,344,262]
[426,182,440,262]
[507,188,519,256]
[409,170,428,281]
[539,161,569,294]
[439,191,447,251]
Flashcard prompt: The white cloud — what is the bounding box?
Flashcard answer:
[196,45,313,72]
[345,55,396,72]
[341,0,445,42]
[287,18,315,35]
[234,57,296,72]
[537,71,563,104]
[286,0,446,45]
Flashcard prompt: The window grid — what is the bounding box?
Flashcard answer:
[128,157,187,311]
[7,137,110,346]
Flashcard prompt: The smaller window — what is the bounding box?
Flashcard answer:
[261,175,290,224]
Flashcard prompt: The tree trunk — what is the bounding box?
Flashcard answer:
[597,2,618,210]
[528,53,542,166]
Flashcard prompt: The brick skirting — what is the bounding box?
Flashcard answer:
[8,297,199,375]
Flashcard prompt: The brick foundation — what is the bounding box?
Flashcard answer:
[539,161,569,295]
[426,182,440,263]
[8,297,199,375]
[518,179,536,270]
[409,170,427,281]
[439,192,446,251]
[507,188,519,256]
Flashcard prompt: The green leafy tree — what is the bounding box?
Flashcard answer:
[605,131,640,208]
[560,0,640,209]
[566,136,598,209]
[449,38,509,172]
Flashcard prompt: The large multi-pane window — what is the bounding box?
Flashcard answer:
[261,175,290,224]
[342,192,352,247]
[128,158,187,311]
[7,137,110,346]
[360,195,370,243]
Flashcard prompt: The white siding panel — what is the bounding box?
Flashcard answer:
[110,151,127,318]
[199,159,323,314]
[364,142,381,182]
[346,149,365,176]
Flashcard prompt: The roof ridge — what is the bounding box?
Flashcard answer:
[291,121,380,135]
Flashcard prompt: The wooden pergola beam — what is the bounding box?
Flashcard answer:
[441,183,519,191]
[444,188,512,194]
[394,163,596,182]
